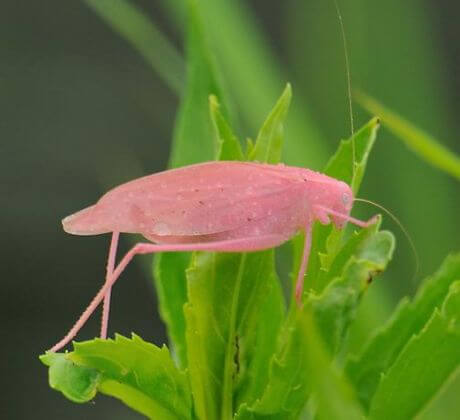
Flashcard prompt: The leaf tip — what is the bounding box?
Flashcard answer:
[209,94,219,110]
[280,82,292,105]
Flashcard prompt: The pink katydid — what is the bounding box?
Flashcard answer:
[49,160,376,353]
[47,0,381,354]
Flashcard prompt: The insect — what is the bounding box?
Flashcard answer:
[49,160,376,352]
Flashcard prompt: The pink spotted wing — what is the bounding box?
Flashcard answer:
[63,161,308,236]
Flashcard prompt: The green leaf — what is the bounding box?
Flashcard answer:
[209,95,244,161]
[153,252,190,369]
[311,226,395,356]
[184,251,283,420]
[47,335,193,419]
[300,312,365,420]
[169,0,229,168]
[369,281,460,420]
[84,0,183,94]
[322,216,385,284]
[356,91,460,180]
[240,225,394,417]
[240,309,310,417]
[324,116,380,194]
[40,353,100,403]
[248,84,292,164]
[233,261,285,409]
[346,253,460,410]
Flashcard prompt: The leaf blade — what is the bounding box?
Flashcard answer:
[356,91,460,180]
[40,353,100,404]
[242,225,394,417]
[209,94,244,161]
[346,253,460,410]
[184,251,283,419]
[369,282,460,420]
[41,335,192,419]
[300,312,365,420]
[153,252,190,369]
[249,83,292,164]
[312,227,395,356]
[324,116,380,194]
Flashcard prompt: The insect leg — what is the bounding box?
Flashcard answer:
[100,231,120,340]
[314,205,378,228]
[49,234,288,353]
[295,223,312,305]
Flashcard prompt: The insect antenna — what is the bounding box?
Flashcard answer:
[354,197,420,283]
[333,0,355,179]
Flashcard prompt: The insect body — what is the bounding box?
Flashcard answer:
[50,161,375,352]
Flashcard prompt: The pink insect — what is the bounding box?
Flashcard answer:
[49,160,376,352]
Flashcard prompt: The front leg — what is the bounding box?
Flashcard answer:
[313,205,331,225]
[313,205,378,228]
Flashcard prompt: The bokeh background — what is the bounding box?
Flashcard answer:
[1,0,459,418]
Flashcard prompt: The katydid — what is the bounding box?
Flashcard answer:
[50,1,378,354]
[49,161,376,352]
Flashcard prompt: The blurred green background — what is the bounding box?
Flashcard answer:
[1,0,458,418]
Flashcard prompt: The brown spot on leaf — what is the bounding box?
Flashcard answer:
[234,335,240,376]
[367,269,382,285]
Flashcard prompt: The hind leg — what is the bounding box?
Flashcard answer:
[49,233,289,352]
[100,232,120,339]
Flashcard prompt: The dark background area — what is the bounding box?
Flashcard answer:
[1,1,459,419]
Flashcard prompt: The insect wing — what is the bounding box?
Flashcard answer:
[99,162,305,236]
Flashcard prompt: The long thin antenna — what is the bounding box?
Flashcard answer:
[333,0,355,176]
[354,198,420,282]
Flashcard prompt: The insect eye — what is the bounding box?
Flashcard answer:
[342,192,350,206]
